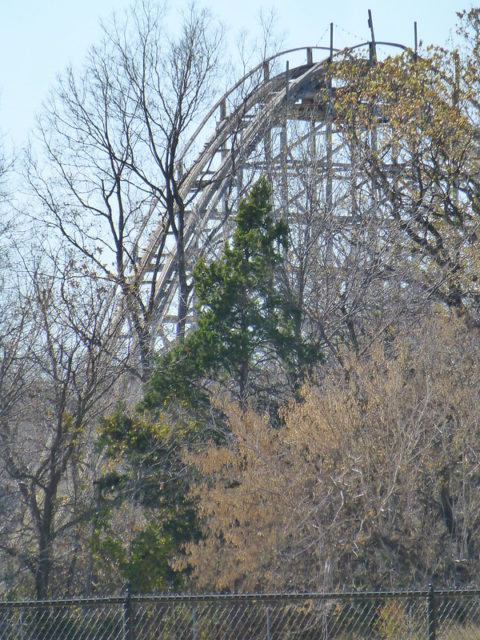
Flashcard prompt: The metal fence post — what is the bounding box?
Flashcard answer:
[123,585,133,640]
[192,606,197,640]
[427,584,436,640]
[266,606,271,640]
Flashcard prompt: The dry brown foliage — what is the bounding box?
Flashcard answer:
[182,310,480,591]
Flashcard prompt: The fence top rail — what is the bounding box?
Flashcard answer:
[1,587,480,608]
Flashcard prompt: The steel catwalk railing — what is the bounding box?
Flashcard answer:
[1,587,480,640]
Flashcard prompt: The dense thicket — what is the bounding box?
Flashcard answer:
[184,311,480,591]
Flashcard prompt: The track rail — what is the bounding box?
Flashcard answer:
[119,40,410,347]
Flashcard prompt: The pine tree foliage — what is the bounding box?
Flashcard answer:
[94,408,202,592]
[144,177,321,411]
[94,178,322,592]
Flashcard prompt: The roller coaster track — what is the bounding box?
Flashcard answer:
[121,40,409,346]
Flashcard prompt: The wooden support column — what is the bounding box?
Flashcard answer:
[281,60,289,214]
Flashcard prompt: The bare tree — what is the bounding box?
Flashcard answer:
[0,254,121,599]
[28,1,223,380]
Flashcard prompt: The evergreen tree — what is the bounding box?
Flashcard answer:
[144,176,321,411]
[95,179,322,592]
[95,410,200,592]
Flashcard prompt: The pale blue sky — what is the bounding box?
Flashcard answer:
[0,0,471,151]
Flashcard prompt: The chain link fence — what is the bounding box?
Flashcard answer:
[0,587,480,640]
